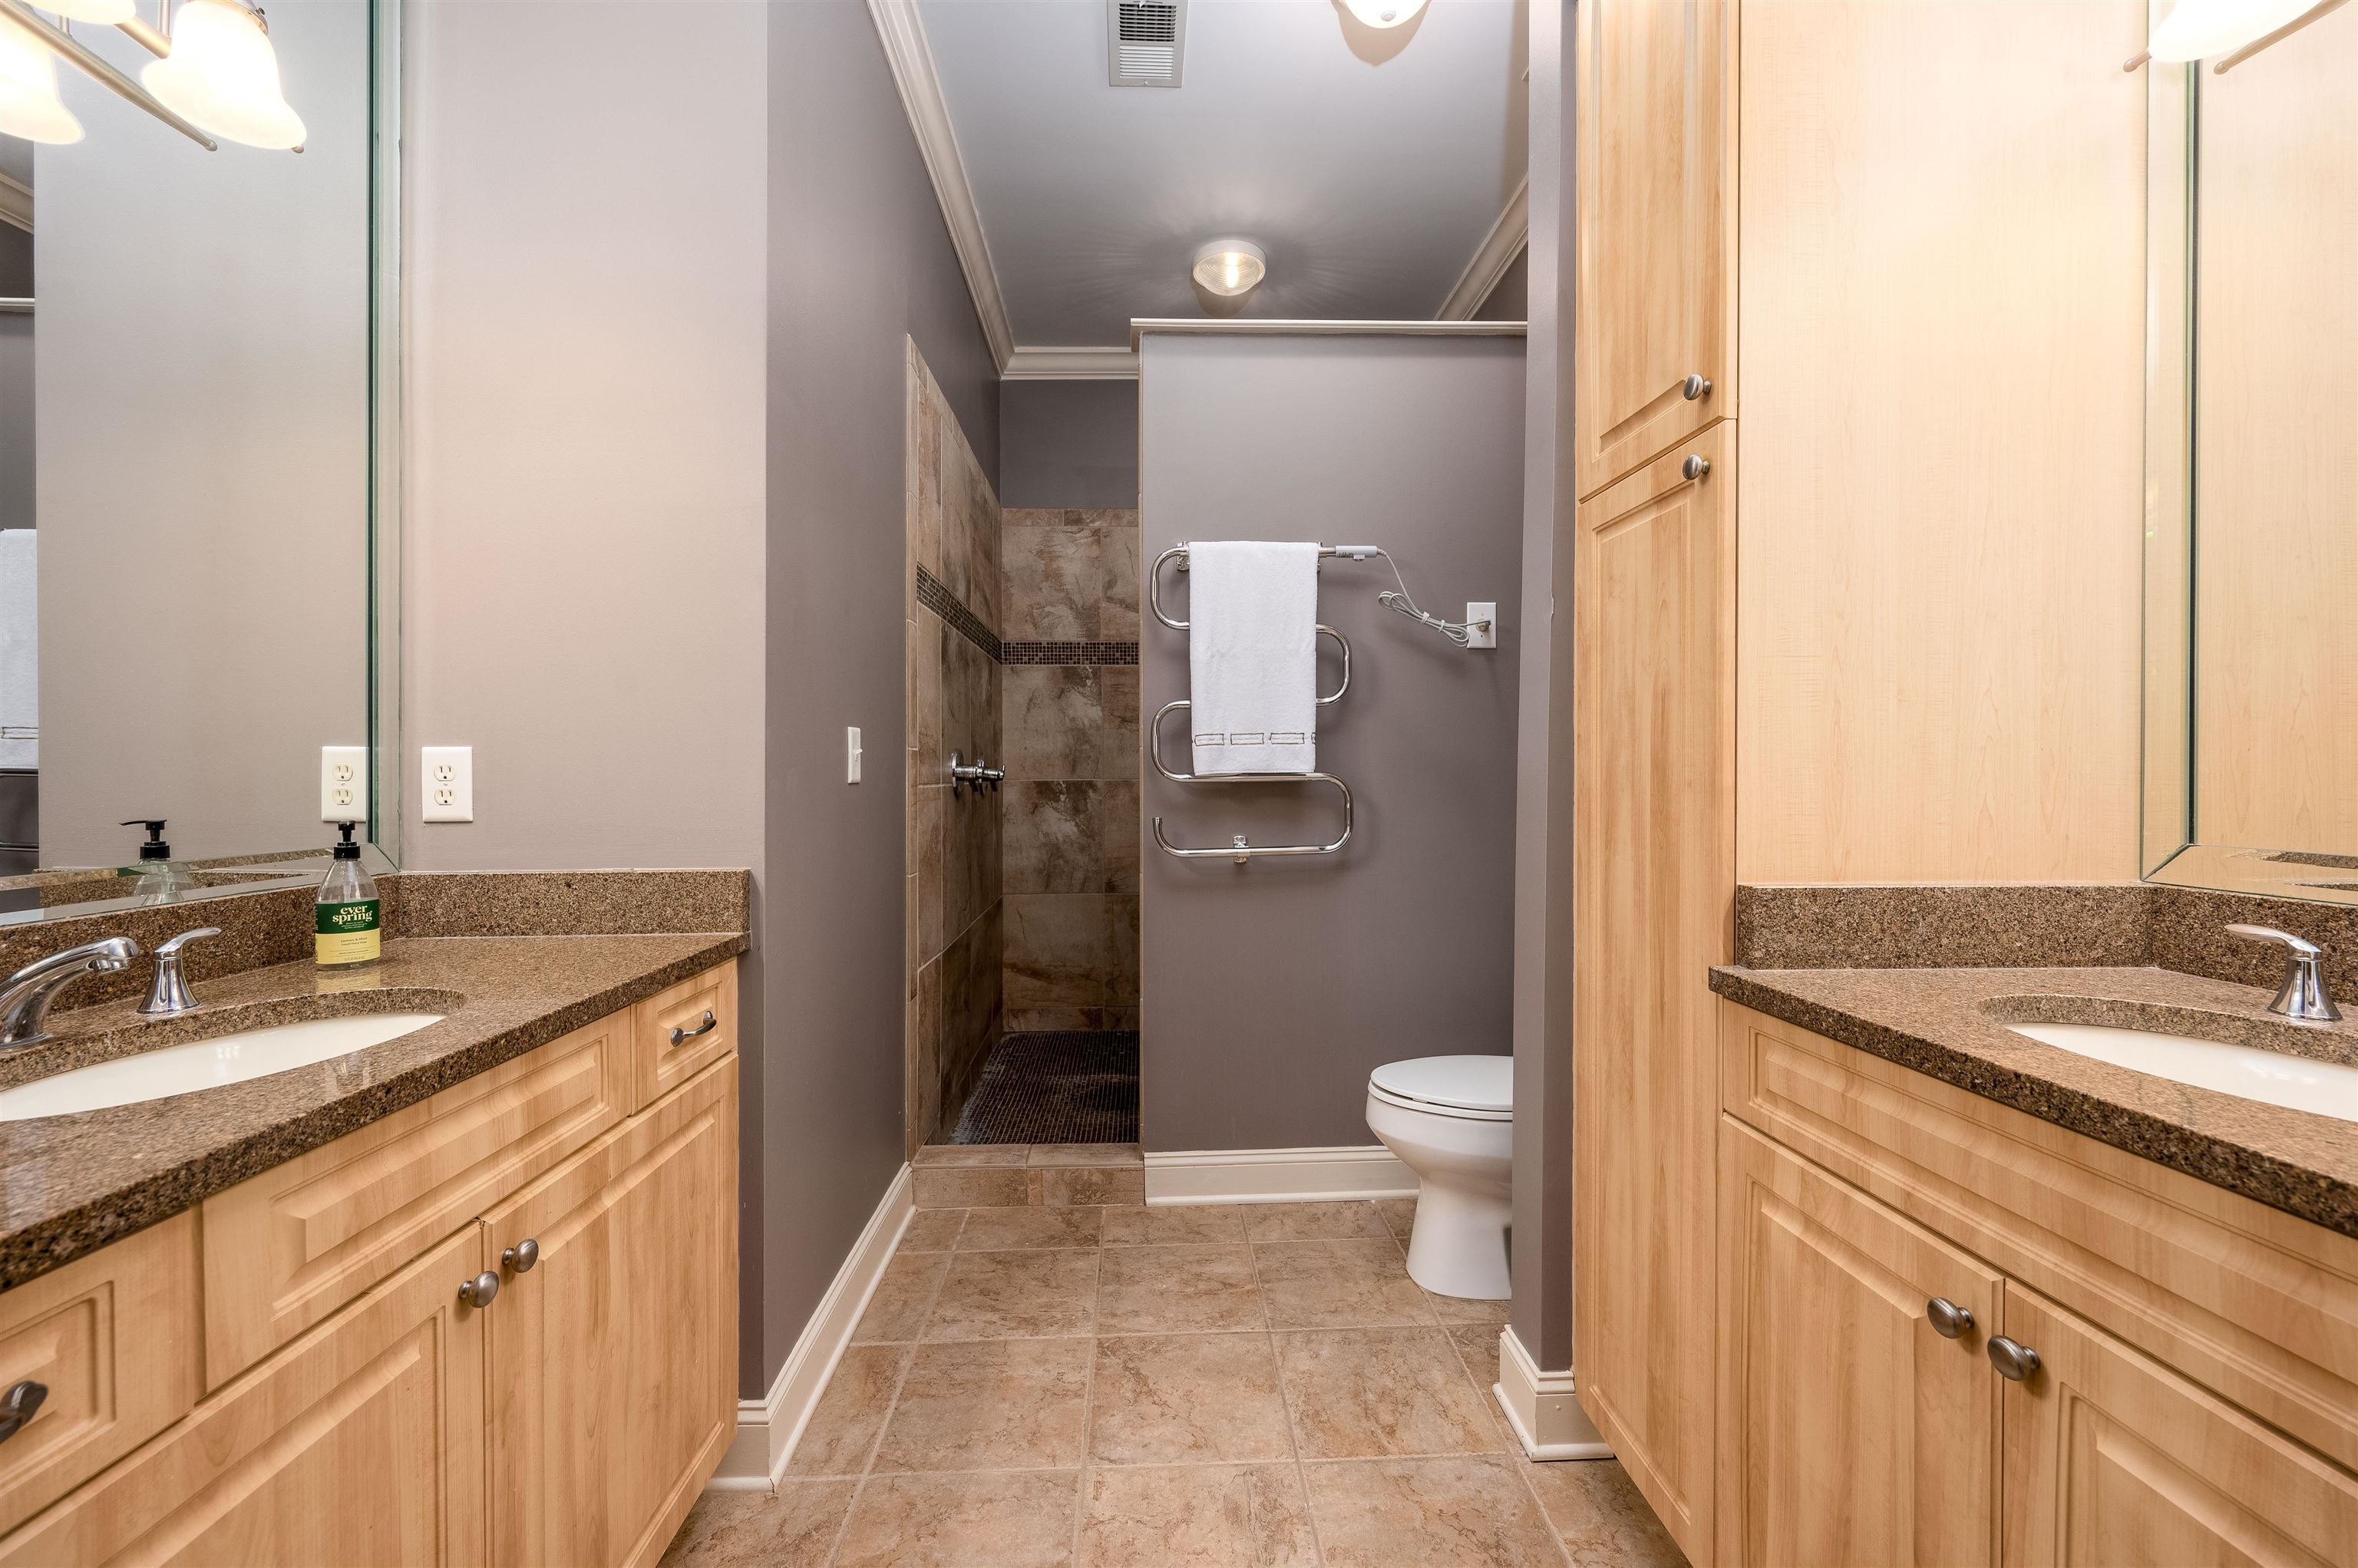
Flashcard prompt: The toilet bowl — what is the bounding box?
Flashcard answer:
[1364,1054,1513,1300]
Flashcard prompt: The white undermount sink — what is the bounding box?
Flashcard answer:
[2006,1021,2358,1124]
[0,1012,444,1122]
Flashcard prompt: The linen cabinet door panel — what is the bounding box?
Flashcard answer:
[0,1213,200,1537]
[0,1227,488,1568]
[2001,1289,2358,1568]
[485,1058,737,1568]
[1719,1121,2000,1568]
[1574,0,1736,496]
[202,1008,632,1383]
[1573,427,1736,1566]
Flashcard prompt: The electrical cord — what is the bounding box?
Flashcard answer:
[1371,551,1490,647]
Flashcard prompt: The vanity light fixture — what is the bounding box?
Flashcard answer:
[1191,238,1267,299]
[2125,0,2345,73]
[141,0,304,150]
[0,11,83,143]
[1339,0,1431,27]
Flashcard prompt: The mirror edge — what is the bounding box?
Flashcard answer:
[368,0,403,870]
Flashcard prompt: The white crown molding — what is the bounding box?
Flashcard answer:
[0,171,30,236]
[1131,318,1528,349]
[866,0,1016,374]
[1002,345,1139,381]
[1435,175,1529,322]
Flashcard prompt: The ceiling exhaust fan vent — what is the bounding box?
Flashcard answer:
[1108,0,1185,88]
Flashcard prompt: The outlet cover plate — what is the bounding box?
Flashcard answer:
[1465,602,1498,650]
[421,746,474,823]
[321,746,367,822]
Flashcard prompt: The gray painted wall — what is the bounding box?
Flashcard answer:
[1138,332,1525,1153]
[999,378,1137,509]
[764,0,998,1394]
[401,0,771,1391]
[37,5,368,865]
[1507,0,1575,1372]
[1475,244,1529,322]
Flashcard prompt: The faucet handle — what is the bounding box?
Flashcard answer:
[2226,924,2340,1023]
[154,926,222,959]
[2227,923,2321,958]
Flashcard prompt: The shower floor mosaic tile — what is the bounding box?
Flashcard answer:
[659,1199,1686,1568]
[949,1031,1140,1145]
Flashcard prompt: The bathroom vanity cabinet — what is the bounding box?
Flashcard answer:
[0,959,740,1568]
[1715,1000,2358,1567]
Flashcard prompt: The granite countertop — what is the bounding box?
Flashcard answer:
[0,932,745,1291]
[1710,963,2358,1240]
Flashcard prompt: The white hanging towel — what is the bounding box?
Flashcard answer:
[0,531,32,771]
[1188,540,1319,776]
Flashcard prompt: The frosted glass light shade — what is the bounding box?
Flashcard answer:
[1341,0,1431,27]
[47,0,139,23]
[142,0,305,150]
[1191,239,1267,298]
[2148,0,2317,60]
[0,16,83,144]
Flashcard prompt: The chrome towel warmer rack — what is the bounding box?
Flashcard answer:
[1148,543,1379,863]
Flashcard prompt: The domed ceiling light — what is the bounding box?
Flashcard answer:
[0,12,83,144]
[142,0,305,150]
[1339,0,1431,28]
[2126,0,2337,71]
[47,0,138,23]
[1191,239,1267,299]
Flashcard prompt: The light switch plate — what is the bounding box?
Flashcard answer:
[1465,602,1498,650]
[320,746,367,822]
[422,746,474,822]
[847,726,863,784]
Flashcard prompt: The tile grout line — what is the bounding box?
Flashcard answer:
[1243,1218,1331,1568]
[1069,1238,1107,1566]
[822,1225,966,1568]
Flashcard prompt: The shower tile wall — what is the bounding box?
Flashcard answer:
[905,344,1002,1154]
[1000,508,1142,1032]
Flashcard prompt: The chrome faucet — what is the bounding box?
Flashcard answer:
[2227,925,2342,1023]
[139,927,222,1017]
[0,937,140,1051]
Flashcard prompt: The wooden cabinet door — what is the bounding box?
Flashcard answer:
[2001,1289,2358,1567]
[1719,1121,2001,1566]
[484,1058,737,1568]
[0,1227,487,1568]
[1574,0,1736,497]
[1572,425,1735,1565]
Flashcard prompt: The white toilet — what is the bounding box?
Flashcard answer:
[1364,1054,1513,1300]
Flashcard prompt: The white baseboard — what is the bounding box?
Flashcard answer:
[708,1163,913,1490]
[1144,1144,1418,1205]
[1493,1324,1613,1461]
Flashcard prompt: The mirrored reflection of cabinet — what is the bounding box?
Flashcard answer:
[1572,0,1735,498]
[1716,999,2358,1568]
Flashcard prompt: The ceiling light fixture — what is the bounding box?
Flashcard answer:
[1191,238,1267,299]
[2125,0,2338,71]
[142,0,304,150]
[1339,0,1431,28]
[0,12,83,144]
[48,0,138,22]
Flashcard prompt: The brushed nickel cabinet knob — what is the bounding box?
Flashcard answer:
[1926,1297,1975,1339]
[503,1238,540,1274]
[457,1271,501,1309]
[1987,1335,2040,1381]
[1682,374,1711,400]
[1682,454,1711,482]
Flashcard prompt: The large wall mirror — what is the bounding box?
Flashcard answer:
[0,0,398,926]
[2142,0,2357,904]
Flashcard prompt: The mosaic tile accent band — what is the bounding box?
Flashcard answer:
[916,564,1002,662]
[1002,640,1141,666]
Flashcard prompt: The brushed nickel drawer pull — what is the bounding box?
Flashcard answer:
[0,1379,47,1443]
[669,1010,718,1047]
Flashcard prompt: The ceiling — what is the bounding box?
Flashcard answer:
[913,0,1526,355]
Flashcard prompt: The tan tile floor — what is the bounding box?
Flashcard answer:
[660,1199,1689,1568]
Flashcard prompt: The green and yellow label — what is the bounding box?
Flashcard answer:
[315,899,381,967]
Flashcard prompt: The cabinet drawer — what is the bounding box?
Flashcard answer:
[0,1214,199,1536]
[1721,999,2358,1475]
[0,1226,488,1568]
[631,962,735,1113]
[201,1008,631,1384]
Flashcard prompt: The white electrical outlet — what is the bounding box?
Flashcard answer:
[1465,602,1498,650]
[320,745,367,821]
[421,746,474,822]
[847,726,863,784]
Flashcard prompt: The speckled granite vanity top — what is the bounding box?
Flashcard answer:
[1711,959,2358,1240]
[0,931,743,1290]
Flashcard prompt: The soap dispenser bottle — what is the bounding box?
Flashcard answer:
[121,818,198,904]
[315,821,381,969]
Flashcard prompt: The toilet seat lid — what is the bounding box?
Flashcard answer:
[1368,1055,1512,1115]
